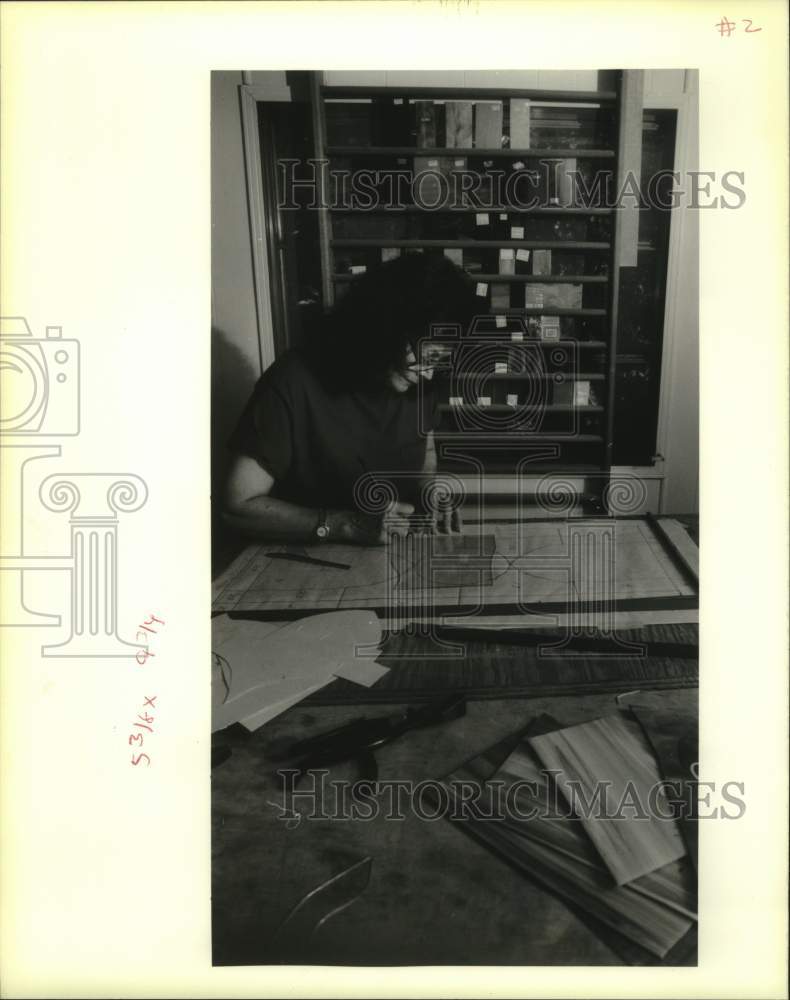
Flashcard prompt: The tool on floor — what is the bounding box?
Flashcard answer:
[269,856,373,959]
[278,692,467,781]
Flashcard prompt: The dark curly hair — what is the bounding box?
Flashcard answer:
[308,253,478,391]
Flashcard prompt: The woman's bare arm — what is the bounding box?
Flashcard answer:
[223,454,413,545]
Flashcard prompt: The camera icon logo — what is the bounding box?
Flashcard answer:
[0,317,80,436]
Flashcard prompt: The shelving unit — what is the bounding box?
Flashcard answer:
[310,74,634,512]
[326,146,616,158]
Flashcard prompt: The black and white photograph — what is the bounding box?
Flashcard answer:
[210,69,703,967]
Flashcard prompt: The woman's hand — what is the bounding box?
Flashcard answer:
[413,473,463,536]
[330,501,416,545]
[408,502,462,535]
[427,505,463,535]
[386,344,434,394]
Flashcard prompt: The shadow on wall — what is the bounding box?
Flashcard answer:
[211,325,260,577]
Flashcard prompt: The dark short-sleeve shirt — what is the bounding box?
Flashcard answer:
[229,350,435,509]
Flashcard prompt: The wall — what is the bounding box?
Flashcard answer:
[211,70,299,504]
[211,71,300,567]
[323,69,604,90]
[654,70,699,513]
[211,70,260,508]
[322,68,688,97]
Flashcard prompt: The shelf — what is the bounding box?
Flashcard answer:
[442,463,607,475]
[435,432,605,443]
[316,73,630,502]
[427,340,608,350]
[494,340,607,348]
[334,273,609,284]
[436,371,606,381]
[482,275,609,284]
[438,404,604,413]
[333,239,656,253]
[332,239,611,250]
[321,85,617,103]
[327,146,615,159]
[329,206,614,216]
[494,307,606,317]
[532,340,606,348]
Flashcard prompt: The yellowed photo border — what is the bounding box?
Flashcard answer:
[1,1,788,997]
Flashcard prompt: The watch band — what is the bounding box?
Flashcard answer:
[315,509,330,541]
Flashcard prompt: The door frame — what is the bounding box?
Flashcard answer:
[648,74,699,512]
[239,81,282,373]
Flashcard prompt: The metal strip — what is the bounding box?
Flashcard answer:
[310,72,334,309]
[645,513,699,592]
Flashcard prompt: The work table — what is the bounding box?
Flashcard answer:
[210,515,699,966]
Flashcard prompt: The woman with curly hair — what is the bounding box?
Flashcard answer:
[224,253,477,545]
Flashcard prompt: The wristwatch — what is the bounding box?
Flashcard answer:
[315,509,330,541]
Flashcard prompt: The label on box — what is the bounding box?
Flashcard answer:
[574,380,591,406]
[454,158,465,167]
[511,226,525,239]
[516,249,531,262]
[449,396,463,406]
[511,331,524,342]
[532,249,552,275]
[350,265,367,275]
[477,396,492,407]
[494,362,508,374]
[506,393,519,407]
[495,315,507,328]
[475,213,490,226]
[476,282,488,297]
[428,159,439,168]
[513,161,525,170]
[500,249,515,261]
[394,98,404,105]
[499,213,508,221]
[540,317,561,341]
